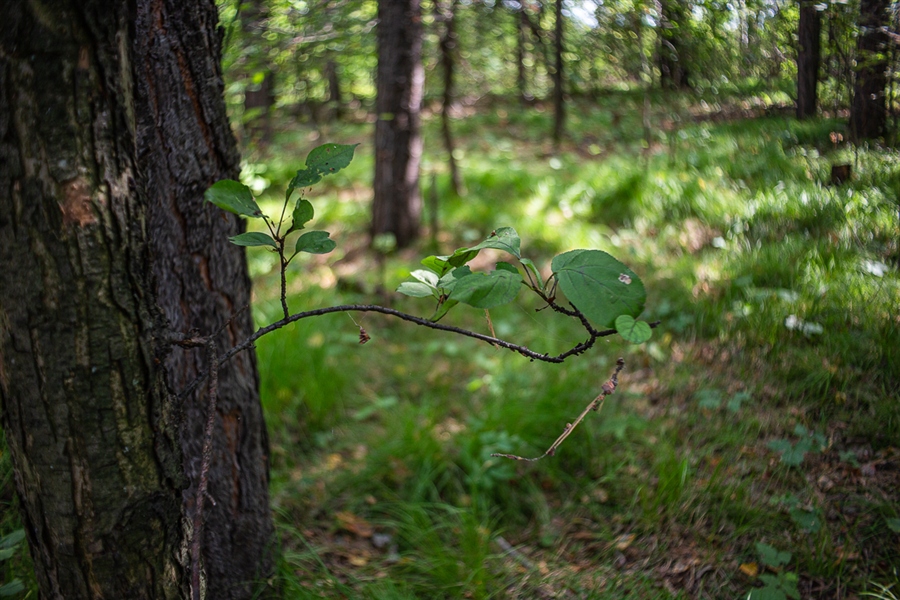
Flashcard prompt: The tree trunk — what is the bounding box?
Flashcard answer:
[517,6,528,104]
[241,0,276,140]
[0,2,274,598]
[850,0,890,140]
[657,0,690,90]
[325,58,344,122]
[552,0,565,146]
[372,0,425,249]
[797,0,822,119]
[436,0,463,197]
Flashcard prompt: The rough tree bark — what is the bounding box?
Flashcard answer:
[797,0,822,119]
[0,1,273,598]
[850,0,890,140]
[372,0,425,248]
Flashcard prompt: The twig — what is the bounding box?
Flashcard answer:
[491,358,625,462]
[191,338,219,600]
[496,536,536,570]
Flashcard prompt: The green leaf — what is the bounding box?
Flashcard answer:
[790,508,821,533]
[727,391,751,413]
[447,247,480,268]
[397,282,436,298]
[756,542,792,568]
[205,180,264,218]
[464,227,522,258]
[0,530,25,550]
[519,257,543,290]
[288,199,315,233]
[495,261,519,274]
[748,583,788,600]
[551,249,646,328]
[0,548,14,561]
[305,143,358,175]
[289,168,322,190]
[886,517,900,532]
[0,580,25,597]
[437,266,473,292]
[229,232,277,248]
[450,269,522,309]
[615,314,652,344]
[422,255,452,276]
[410,269,440,287]
[695,389,723,410]
[295,231,336,254]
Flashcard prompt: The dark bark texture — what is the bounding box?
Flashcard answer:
[372,0,424,248]
[850,0,890,140]
[797,1,822,119]
[0,1,273,598]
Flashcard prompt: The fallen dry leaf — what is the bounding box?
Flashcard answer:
[335,511,374,538]
[739,562,759,578]
[615,533,636,550]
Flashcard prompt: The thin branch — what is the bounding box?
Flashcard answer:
[491,357,625,462]
[176,303,659,400]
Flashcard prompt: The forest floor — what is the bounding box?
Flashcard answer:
[240,89,900,599]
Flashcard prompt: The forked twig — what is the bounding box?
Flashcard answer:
[491,358,625,462]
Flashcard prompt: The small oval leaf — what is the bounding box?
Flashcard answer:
[615,315,652,344]
[288,199,315,233]
[229,232,277,248]
[295,230,336,254]
[205,180,264,218]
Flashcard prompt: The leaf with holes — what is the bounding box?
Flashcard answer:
[205,180,264,218]
[306,143,358,175]
[551,249,645,328]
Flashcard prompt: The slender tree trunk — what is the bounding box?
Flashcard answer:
[437,0,463,196]
[657,0,690,89]
[517,6,528,104]
[372,0,424,248]
[325,58,344,121]
[0,2,273,598]
[552,0,565,146]
[241,0,276,141]
[797,0,822,119]
[850,0,890,140]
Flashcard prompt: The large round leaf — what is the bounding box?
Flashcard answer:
[551,249,645,327]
